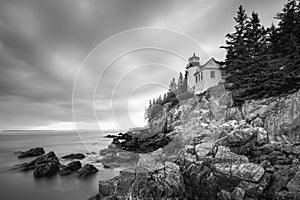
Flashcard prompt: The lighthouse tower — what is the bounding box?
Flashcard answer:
[186,53,200,91]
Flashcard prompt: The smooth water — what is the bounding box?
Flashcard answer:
[0,130,119,200]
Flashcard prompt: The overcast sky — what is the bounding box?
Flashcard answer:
[0,0,285,131]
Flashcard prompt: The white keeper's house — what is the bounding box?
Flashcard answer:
[185,53,224,95]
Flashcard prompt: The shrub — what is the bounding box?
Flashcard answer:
[148,104,163,121]
[177,91,194,102]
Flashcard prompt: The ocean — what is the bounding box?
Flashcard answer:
[0,130,119,200]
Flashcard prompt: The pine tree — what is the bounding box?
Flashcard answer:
[239,11,269,100]
[177,72,184,95]
[268,0,300,95]
[169,78,177,93]
[221,5,250,103]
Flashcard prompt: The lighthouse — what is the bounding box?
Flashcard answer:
[185,53,200,91]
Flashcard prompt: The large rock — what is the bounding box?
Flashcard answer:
[242,90,300,143]
[60,161,82,176]
[214,163,265,182]
[34,162,59,177]
[98,171,135,198]
[100,149,139,168]
[136,148,165,173]
[129,162,182,199]
[61,153,85,160]
[16,151,60,172]
[195,142,215,158]
[286,171,300,195]
[78,164,98,177]
[18,147,45,158]
[215,146,249,163]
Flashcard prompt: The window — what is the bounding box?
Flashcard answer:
[201,72,203,80]
[210,71,215,78]
[195,75,198,83]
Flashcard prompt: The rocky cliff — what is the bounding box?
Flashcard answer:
[91,88,300,200]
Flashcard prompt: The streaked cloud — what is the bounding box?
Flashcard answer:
[0,0,284,130]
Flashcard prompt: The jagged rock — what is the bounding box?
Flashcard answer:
[195,142,215,158]
[252,117,264,127]
[78,164,98,177]
[129,162,181,199]
[18,147,45,158]
[136,148,165,173]
[215,146,249,163]
[91,90,300,199]
[98,171,135,198]
[60,161,82,176]
[208,98,227,121]
[286,171,300,195]
[217,127,255,149]
[214,163,265,182]
[242,90,300,143]
[226,107,243,121]
[255,127,268,145]
[100,149,139,168]
[265,165,299,199]
[61,153,85,160]
[105,134,118,138]
[16,151,60,172]
[34,162,59,177]
[218,190,232,200]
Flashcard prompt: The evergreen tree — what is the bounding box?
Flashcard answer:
[177,72,184,95]
[169,78,177,93]
[239,11,269,100]
[163,93,167,102]
[221,0,300,104]
[268,0,300,95]
[221,5,249,94]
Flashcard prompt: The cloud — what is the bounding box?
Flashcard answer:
[0,0,285,130]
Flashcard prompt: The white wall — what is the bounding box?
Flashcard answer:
[187,66,198,90]
[194,68,222,94]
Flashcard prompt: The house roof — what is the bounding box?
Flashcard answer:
[194,58,221,75]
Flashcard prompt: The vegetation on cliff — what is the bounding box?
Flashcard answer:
[222,0,300,104]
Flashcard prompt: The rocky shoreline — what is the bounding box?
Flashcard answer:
[14,147,98,178]
[90,89,300,200]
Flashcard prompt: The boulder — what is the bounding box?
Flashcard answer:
[60,161,82,176]
[78,164,98,177]
[214,163,265,182]
[218,190,231,200]
[100,150,139,168]
[215,146,249,163]
[18,147,45,158]
[242,90,300,142]
[16,151,60,172]
[136,148,165,173]
[34,162,59,177]
[195,142,215,158]
[252,117,264,127]
[98,171,135,198]
[287,171,300,195]
[61,153,85,160]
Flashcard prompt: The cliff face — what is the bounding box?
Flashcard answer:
[94,89,300,200]
[241,90,300,143]
[149,88,300,144]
